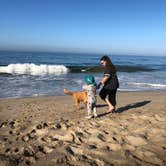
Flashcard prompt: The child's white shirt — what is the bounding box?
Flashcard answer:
[82,84,96,103]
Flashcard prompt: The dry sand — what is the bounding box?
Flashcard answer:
[0,91,166,166]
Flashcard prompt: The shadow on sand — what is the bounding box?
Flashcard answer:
[96,104,107,108]
[97,100,151,118]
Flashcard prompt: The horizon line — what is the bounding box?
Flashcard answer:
[0,49,165,57]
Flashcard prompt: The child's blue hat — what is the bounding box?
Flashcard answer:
[84,75,96,85]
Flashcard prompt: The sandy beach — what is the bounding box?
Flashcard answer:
[0,91,166,166]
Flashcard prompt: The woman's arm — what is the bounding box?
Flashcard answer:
[99,75,109,85]
[97,76,109,89]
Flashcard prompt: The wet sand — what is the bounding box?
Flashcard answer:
[0,91,166,166]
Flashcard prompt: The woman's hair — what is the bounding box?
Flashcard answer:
[100,55,112,64]
[100,55,116,72]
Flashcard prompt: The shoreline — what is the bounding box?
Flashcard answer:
[0,91,166,165]
[0,90,166,100]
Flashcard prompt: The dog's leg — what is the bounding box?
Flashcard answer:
[74,100,79,110]
[84,101,87,109]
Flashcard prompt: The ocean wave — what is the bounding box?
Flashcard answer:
[116,65,154,72]
[0,63,69,75]
[127,82,166,88]
[67,65,154,73]
[0,63,155,76]
[67,66,103,73]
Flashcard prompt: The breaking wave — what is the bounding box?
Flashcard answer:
[0,63,69,75]
[0,63,155,75]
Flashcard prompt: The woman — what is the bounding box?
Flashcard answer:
[97,55,119,113]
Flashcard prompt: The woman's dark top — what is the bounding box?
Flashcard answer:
[103,66,119,90]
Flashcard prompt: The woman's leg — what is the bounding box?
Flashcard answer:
[100,88,114,112]
[108,89,117,111]
[99,88,107,100]
[105,97,114,112]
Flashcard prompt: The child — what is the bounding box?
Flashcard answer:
[83,75,97,119]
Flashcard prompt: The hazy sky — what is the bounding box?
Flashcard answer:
[0,0,166,55]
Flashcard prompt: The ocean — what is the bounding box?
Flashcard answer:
[0,51,166,98]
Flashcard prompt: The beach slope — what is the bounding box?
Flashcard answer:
[0,92,166,165]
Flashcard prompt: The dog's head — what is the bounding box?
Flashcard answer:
[63,88,67,93]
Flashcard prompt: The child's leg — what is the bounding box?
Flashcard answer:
[92,103,97,117]
[87,102,92,117]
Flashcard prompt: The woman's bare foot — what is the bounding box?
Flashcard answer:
[107,106,115,113]
[105,98,115,113]
[107,109,114,113]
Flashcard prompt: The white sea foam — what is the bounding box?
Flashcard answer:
[118,88,139,91]
[0,63,69,75]
[128,82,166,88]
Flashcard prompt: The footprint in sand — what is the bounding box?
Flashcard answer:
[97,133,106,142]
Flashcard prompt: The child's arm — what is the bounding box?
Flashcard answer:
[82,84,88,90]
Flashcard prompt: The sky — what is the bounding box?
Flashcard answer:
[0,0,166,56]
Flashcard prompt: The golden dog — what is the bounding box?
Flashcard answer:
[63,88,87,110]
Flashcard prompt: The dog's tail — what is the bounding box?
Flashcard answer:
[63,88,73,95]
